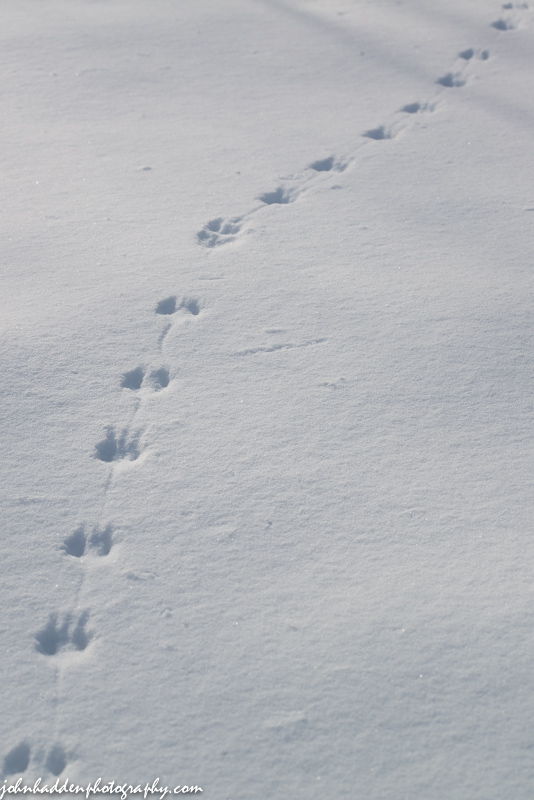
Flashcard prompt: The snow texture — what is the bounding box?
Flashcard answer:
[1,0,534,797]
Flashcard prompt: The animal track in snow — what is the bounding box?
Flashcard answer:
[45,744,67,777]
[62,525,86,557]
[491,17,516,29]
[35,611,91,656]
[156,296,177,315]
[155,295,200,316]
[62,524,113,558]
[236,338,326,356]
[149,367,170,390]
[120,365,170,392]
[362,125,396,140]
[197,216,244,247]
[436,72,466,87]
[121,366,144,390]
[258,186,299,205]
[459,47,490,60]
[309,156,346,172]
[400,101,435,114]
[94,426,141,463]
[3,743,30,775]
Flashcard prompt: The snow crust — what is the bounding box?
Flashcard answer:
[1,0,534,797]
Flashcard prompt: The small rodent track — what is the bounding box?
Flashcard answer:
[35,611,92,656]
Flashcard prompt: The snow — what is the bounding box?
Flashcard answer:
[1,0,534,797]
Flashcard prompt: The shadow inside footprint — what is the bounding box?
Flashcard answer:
[310,156,335,171]
[151,368,170,390]
[35,615,71,656]
[197,217,242,247]
[363,126,394,140]
[121,367,144,390]
[156,296,177,315]
[3,743,30,775]
[309,156,346,173]
[179,297,200,315]
[436,72,466,87]
[401,102,422,113]
[94,426,140,463]
[62,526,86,558]
[94,428,118,462]
[35,612,91,655]
[492,18,515,29]
[90,524,113,556]
[259,187,296,205]
[46,745,67,777]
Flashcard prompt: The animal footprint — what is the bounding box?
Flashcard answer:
[436,72,466,87]
[309,156,346,172]
[491,17,516,29]
[400,101,435,114]
[62,524,113,558]
[459,47,490,60]
[149,368,170,390]
[45,744,67,777]
[3,743,30,775]
[94,426,141,463]
[197,216,243,247]
[363,125,396,140]
[121,366,144,390]
[156,296,177,315]
[155,296,200,316]
[35,612,92,656]
[62,526,86,557]
[258,187,299,205]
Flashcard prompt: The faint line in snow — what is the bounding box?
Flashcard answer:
[235,338,327,356]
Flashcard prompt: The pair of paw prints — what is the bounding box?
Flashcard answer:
[62,523,113,558]
[2,742,68,778]
[121,366,169,392]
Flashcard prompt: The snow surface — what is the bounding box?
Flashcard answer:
[1,0,534,797]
